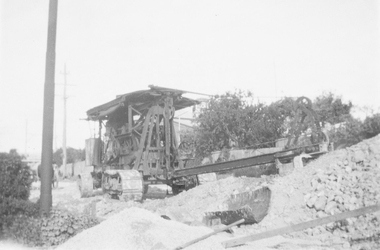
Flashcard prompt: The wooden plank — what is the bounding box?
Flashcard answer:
[222,204,380,248]
[173,219,245,250]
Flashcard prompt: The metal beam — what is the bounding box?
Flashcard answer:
[173,143,328,178]
[173,153,276,178]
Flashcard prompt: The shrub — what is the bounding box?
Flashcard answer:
[0,150,35,238]
[3,208,99,247]
[0,153,32,201]
[1,150,99,247]
[0,198,40,236]
[3,214,42,247]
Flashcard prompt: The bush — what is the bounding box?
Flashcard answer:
[0,198,40,236]
[0,150,35,238]
[329,113,380,149]
[0,154,32,201]
[3,208,99,247]
[3,214,42,247]
[0,150,99,246]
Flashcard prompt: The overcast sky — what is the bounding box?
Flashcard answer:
[1,0,379,158]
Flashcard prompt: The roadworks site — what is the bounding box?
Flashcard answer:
[2,135,380,250]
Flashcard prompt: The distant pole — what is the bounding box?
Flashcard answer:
[62,64,68,173]
[273,59,278,101]
[25,119,28,156]
[40,0,58,214]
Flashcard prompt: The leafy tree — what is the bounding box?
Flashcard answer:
[0,149,25,162]
[313,92,353,126]
[361,114,380,139]
[184,89,379,157]
[323,111,380,149]
[53,147,85,166]
[191,91,292,157]
[328,117,363,149]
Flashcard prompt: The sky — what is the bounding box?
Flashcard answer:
[0,0,379,158]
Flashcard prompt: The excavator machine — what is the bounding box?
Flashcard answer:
[78,85,200,200]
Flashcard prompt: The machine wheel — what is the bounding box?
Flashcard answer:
[77,173,94,198]
[102,170,143,202]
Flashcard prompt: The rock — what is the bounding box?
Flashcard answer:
[343,241,351,249]
[342,194,351,204]
[334,195,343,204]
[306,195,318,208]
[351,150,366,163]
[349,197,357,205]
[328,174,337,181]
[327,193,335,203]
[317,190,325,197]
[316,211,326,218]
[310,179,318,189]
[314,196,327,211]
[316,183,325,191]
[324,201,337,214]
[304,193,311,202]
[336,174,343,183]
[348,203,357,211]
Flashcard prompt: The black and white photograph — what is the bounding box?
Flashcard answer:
[1,0,379,249]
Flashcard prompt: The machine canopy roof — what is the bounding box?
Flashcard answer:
[86,86,200,120]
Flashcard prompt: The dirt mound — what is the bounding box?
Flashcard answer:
[141,175,266,223]
[233,135,380,249]
[56,207,224,250]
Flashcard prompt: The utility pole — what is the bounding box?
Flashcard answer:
[25,119,28,156]
[40,0,58,215]
[62,64,68,174]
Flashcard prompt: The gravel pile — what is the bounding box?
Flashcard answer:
[141,176,266,223]
[303,135,380,247]
[233,135,380,250]
[56,207,225,250]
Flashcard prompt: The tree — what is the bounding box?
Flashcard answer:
[0,149,25,163]
[53,147,85,166]
[190,90,291,157]
[361,114,380,139]
[184,89,379,158]
[313,92,353,126]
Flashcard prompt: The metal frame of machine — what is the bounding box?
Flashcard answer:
[78,86,200,199]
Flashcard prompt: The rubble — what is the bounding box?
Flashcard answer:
[141,176,266,224]
[303,136,380,248]
[56,207,225,250]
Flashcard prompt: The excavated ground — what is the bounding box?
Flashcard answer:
[2,135,380,250]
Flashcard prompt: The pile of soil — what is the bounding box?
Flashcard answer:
[56,207,224,250]
[233,135,380,249]
[141,176,266,223]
